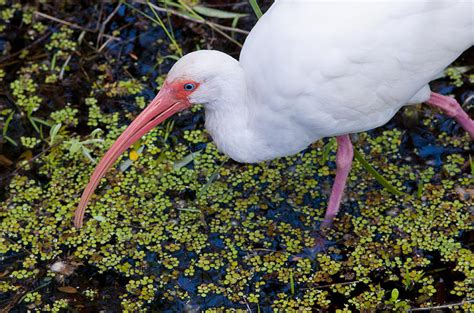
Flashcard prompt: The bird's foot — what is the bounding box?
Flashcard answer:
[309,217,333,251]
[453,109,474,139]
[308,229,330,255]
[427,93,474,139]
[312,235,328,253]
[320,215,334,230]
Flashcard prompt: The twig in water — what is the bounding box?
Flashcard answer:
[33,11,96,32]
[97,2,123,48]
[409,299,474,311]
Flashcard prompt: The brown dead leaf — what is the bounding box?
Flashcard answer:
[455,187,474,201]
[58,286,78,294]
[19,150,33,161]
[0,154,13,166]
[50,260,82,276]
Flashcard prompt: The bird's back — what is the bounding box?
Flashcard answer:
[239,0,473,157]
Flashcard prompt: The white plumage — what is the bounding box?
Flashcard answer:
[74,0,474,228]
[230,0,472,162]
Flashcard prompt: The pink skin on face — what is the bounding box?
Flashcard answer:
[74,80,200,228]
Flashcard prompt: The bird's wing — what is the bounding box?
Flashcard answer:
[240,0,473,141]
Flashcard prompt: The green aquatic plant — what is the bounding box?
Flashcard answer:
[10,74,43,114]
[50,106,79,126]
[0,1,473,311]
[2,98,472,311]
[20,136,41,149]
[445,67,465,87]
[249,0,263,19]
[46,26,77,53]
[104,79,144,97]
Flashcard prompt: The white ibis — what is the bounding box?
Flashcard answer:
[74,1,474,228]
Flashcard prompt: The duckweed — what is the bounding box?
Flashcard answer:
[1,1,472,311]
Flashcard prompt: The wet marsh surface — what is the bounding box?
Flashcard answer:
[0,1,473,311]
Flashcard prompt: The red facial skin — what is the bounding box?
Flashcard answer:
[74,80,199,228]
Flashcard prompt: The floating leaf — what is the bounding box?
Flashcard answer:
[391,288,399,301]
[93,215,106,222]
[58,286,78,294]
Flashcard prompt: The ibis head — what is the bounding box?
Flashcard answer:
[74,50,240,228]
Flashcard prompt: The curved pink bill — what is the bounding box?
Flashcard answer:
[74,86,186,228]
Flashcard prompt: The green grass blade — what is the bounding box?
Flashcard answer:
[470,155,474,179]
[122,1,183,57]
[3,111,14,137]
[249,0,263,19]
[289,269,295,296]
[4,135,18,146]
[49,123,62,146]
[353,149,404,197]
[416,180,424,199]
[193,5,247,19]
[321,137,336,165]
[28,114,40,133]
[198,160,227,197]
[30,116,51,127]
[147,1,183,57]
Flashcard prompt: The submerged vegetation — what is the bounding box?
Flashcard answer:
[0,0,473,311]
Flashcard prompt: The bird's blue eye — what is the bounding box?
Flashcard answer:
[184,83,196,91]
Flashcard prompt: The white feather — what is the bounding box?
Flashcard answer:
[168,0,473,163]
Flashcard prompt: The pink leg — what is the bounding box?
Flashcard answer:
[426,92,474,139]
[322,135,354,226]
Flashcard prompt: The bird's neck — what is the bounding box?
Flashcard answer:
[203,66,265,163]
